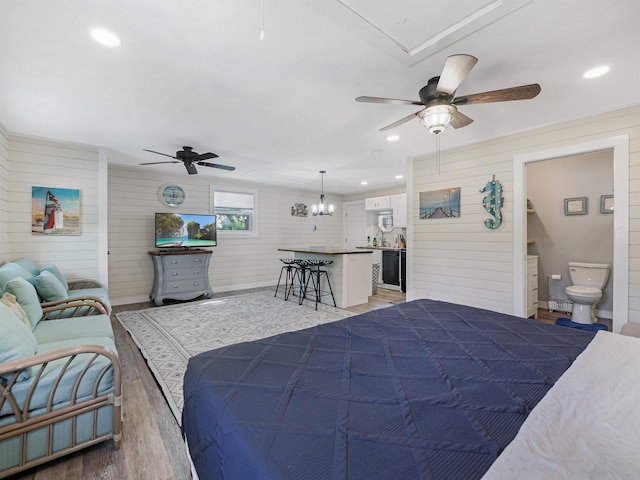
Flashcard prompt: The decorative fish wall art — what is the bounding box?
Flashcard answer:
[480,176,504,229]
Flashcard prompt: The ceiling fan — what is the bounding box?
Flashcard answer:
[356,54,541,134]
[140,146,236,175]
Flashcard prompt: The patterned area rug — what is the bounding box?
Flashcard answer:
[115,291,353,424]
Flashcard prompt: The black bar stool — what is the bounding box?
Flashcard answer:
[274,259,299,301]
[292,259,311,305]
[303,260,336,310]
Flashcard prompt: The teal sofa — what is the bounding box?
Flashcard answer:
[0,275,121,478]
[0,257,111,315]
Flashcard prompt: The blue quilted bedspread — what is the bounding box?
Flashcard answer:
[182,299,595,480]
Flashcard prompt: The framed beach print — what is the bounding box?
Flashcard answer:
[564,197,588,216]
[600,195,614,214]
[32,186,81,235]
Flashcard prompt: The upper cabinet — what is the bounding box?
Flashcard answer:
[390,193,407,228]
[365,193,407,228]
[365,195,391,211]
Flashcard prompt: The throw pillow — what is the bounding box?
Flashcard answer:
[13,257,41,277]
[0,292,32,329]
[41,263,69,292]
[0,262,34,290]
[0,302,37,382]
[35,270,69,302]
[4,277,44,330]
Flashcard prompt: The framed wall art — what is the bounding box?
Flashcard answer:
[600,195,614,214]
[32,186,81,235]
[419,187,461,219]
[564,197,588,216]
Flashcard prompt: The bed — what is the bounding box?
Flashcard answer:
[182,298,608,479]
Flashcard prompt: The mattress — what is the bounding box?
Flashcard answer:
[182,299,595,480]
[482,330,640,479]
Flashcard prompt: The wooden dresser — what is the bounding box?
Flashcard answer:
[149,250,213,306]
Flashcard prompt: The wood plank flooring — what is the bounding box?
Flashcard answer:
[11,287,606,479]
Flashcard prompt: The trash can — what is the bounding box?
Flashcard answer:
[372,263,381,295]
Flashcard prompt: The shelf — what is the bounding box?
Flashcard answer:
[527,239,535,244]
[527,208,536,214]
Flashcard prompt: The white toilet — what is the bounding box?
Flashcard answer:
[565,262,611,324]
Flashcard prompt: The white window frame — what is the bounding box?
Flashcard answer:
[211,186,258,238]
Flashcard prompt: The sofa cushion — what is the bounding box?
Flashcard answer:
[0,263,35,290]
[0,292,31,329]
[12,257,41,278]
[34,315,114,343]
[0,302,38,382]
[34,270,69,302]
[0,336,116,418]
[4,277,44,330]
[41,263,69,292]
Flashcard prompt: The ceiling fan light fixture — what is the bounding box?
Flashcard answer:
[419,105,455,134]
[312,170,334,216]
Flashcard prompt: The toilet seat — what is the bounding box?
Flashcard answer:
[565,285,601,299]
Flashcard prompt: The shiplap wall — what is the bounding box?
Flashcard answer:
[108,165,344,305]
[410,105,640,321]
[0,124,9,263]
[5,135,103,281]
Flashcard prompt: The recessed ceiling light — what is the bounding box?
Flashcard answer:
[583,65,609,79]
[395,175,404,180]
[90,28,121,47]
[386,134,399,142]
[361,181,368,185]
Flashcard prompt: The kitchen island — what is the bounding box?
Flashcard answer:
[277,247,373,308]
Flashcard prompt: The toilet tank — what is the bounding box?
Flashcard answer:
[568,262,611,289]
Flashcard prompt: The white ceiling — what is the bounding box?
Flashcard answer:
[1,0,639,195]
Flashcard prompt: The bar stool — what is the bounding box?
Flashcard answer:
[303,260,336,310]
[292,259,312,305]
[274,259,299,301]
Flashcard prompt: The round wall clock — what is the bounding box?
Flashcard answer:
[159,183,187,207]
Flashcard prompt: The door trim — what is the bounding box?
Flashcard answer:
[513,135,629,333]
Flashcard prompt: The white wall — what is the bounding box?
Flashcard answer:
[410,105,640,323]
[108,165,344,305]
[0,123,9,263]
[4,134,104,282]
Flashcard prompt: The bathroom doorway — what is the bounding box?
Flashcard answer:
[513,135,629,333]
[526,151,613,320]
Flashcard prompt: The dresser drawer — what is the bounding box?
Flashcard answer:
[162,278,207,294]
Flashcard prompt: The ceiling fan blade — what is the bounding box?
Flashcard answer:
[142,149,177,159]
[139,161,182,165]
[184,163,198,175]
[197,152,219,161]
[435,54,478,96]
[450,110,474,129]
[356,96,424,106]
[198,161,236,171]
[379,109,424,131]
[453,83,541,105]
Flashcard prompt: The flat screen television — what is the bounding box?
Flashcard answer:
[155,213,217,249]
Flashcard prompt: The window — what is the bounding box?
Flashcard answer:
[212,187,257,236]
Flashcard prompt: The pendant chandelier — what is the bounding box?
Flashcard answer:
[312,170,334,216]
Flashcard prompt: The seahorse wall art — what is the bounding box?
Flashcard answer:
[480,176,504,229]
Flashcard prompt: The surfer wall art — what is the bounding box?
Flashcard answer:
[32,186,81,235]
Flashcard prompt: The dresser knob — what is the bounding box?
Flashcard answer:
[173,285,179,288]
[173,272,179,276]
[194,259,200,262]
[172,260,178,264]
[194,282,199,286]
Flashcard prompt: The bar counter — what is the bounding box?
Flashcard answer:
[277,247,373,308]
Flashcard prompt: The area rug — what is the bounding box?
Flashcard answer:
[115,291,353,424]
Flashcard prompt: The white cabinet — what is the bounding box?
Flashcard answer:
[527,255,538,318]
[390,193,407,228]
[365,196,391,211]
